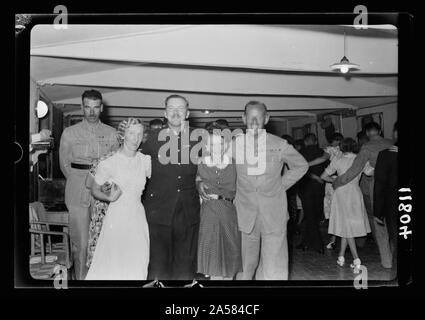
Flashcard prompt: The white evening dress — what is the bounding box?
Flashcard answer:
[326,153,371,238]
[85,151,151,280]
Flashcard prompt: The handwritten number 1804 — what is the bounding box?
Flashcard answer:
[399,188,412,239]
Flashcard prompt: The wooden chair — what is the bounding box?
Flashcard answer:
[29,202,72,279]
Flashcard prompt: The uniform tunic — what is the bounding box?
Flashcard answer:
[140,126,201,280]
[232,132,308,280]
[59,119,118,279]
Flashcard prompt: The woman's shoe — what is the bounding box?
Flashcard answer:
[350,258,362,274]
[337,256,345,267]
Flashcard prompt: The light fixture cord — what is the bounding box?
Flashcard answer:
[343,31,346,56]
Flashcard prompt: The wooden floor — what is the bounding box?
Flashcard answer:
[29,220,397,284]
[288,220,396,282]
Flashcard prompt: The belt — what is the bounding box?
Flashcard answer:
[71,163,92,170]
[209,194,234,202]
[218,196,234,202]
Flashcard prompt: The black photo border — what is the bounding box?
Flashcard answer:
[11,7,418,303]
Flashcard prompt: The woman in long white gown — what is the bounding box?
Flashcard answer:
[85,118,151,280]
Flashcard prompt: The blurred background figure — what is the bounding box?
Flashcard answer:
[205,119,230,131]
[355,130,370,248]
[281,135,300,240]
[295,139,305,151]
[305,132,344,250]
[149,118,164,131]
[297,133,326,254]
[374,121,398,274]
[142,119,164,145]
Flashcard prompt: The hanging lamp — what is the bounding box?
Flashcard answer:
[330,31,360,73]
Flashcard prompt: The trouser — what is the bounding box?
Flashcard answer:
[298,185,324,251]
[240,214,288,280]
[356,188,374,248]
[147,201,199,280]
[363,192,393,268]
[386,213,398,269]
[66,204,91,280]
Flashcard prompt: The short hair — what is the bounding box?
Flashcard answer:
[82,89,102,102]
[330,133,344,143]
[149,119,164,128]
[165,94,189,108]
[340,138,358,153]
[281,134,296,147]
[244,101,268,114]
[205,120,229,132]
[303,133,317,144]
[117,118,144,145]
[364,121,381,133]
[215,119,229,128]
[357,130,367,140]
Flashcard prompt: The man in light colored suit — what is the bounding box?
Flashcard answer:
[199,101,308,280]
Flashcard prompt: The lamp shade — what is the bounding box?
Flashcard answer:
[36,100,49,118]
[330,56,360,73]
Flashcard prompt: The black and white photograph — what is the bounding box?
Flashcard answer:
[11,9,417,303]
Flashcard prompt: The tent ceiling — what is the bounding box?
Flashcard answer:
[31,24,398,128]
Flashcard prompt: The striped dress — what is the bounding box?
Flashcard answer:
[197,161,242,278]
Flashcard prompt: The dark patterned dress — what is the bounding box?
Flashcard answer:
[197,159,242,278]
[86,155,112,268]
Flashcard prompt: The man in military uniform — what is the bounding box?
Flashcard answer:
[59,90,118,280]
[141,94,201,281]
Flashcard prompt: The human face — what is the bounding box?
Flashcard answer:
[208,134,228,159]
[82,98,103,123]
[150,124,162,131]
[304,139,314,146]
[164,97,189,128]
[366,128,379,139]
[242,105,269,134]
[124,124,144,151]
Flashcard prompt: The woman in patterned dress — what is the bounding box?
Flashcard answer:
[86,154,114,269]
[196,123,242,280]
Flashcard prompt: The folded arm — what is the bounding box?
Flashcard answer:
[333,149,369,189]
[308,152,330,167]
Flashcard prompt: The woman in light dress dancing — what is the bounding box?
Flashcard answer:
[320,138,372,273]
[85,118,151,280]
